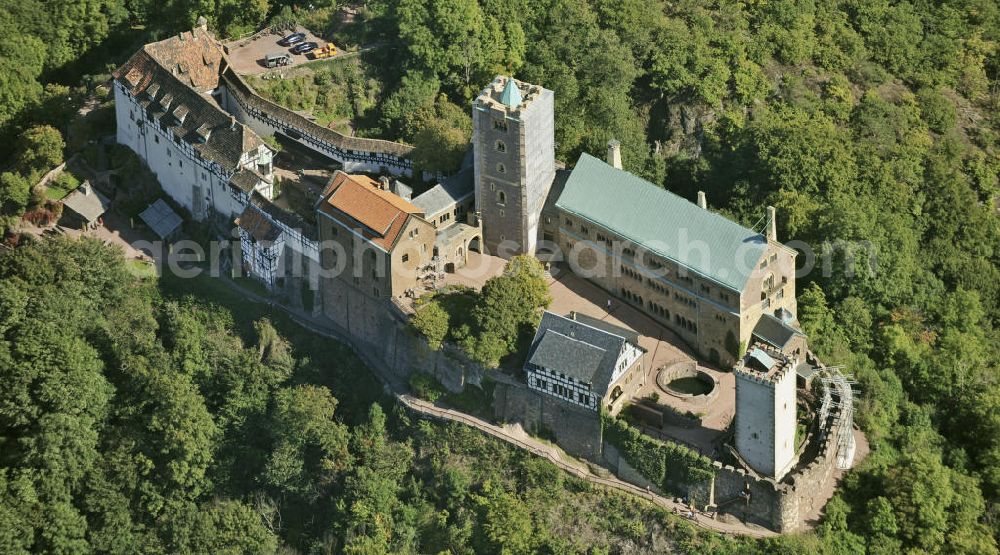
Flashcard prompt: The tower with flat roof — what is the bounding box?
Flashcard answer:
[733,343,798,479]
[472,76,555,257]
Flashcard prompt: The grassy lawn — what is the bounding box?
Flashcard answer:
[45,171,80,200]
[125,258,158,279]
[247,57,383,136]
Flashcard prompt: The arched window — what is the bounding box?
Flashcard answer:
[497,191,506,204]
[496,140,506,152]
[496,163,506,174]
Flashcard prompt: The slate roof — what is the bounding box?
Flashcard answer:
[411,166,474,216]
[113,35,263,173]
[752,313,805,351]
[526,311,642,395]
[139,199,183,239]
[318,172,423,251]
[61,182,110,223]
[555,153,769,291]
[567,311,642,346]
[528,330,607,382]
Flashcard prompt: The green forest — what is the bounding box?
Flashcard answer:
[0,0,999,553]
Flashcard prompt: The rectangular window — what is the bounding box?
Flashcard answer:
[402,254,409,263]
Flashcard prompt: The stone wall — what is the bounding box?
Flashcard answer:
[493,381,604,460]
[312,276,846,534]
[219,67,413,176]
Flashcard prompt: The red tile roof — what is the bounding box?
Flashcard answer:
[318,172,424,251]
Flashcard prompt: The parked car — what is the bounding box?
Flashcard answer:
[264,52,291,68]
[278,32,305,46]
[290,42,318,55]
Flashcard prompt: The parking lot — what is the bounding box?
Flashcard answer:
[224,26,331,75]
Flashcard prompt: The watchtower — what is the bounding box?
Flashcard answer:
[472,76,555,257]
[733,343,798,480]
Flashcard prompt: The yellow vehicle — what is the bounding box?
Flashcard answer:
[310,44,337,60]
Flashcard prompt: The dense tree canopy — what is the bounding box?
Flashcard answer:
[1,0,999,552]
[0,237,782,553]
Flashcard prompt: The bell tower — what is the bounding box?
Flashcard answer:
[472,76,555,257]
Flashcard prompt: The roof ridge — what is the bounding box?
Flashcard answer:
[575,153,762,238]
[544,328,609,353]
[546,310,629,345]
[557,152,769,290]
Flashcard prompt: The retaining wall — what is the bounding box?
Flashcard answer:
[312,276,846,533]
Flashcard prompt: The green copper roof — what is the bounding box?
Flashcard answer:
[555,153,768,291]
[499,78,523,108]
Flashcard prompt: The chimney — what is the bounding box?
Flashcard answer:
[81,182,91,196]
[607,139,622,170]
[230,116,236,131]
[196,16,208,31]
[378,176,390,190]
[697,191,707,210]
[766,206,777,242]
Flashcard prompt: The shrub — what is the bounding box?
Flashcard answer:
[409,372,445,402]
[916,87,957,134]
[601,413,714,495]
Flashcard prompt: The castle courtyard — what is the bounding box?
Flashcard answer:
[442,251,738,456]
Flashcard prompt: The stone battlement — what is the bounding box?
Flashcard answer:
[475,76,547,115]
[733,342,797,385]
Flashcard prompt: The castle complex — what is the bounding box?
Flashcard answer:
[113,26,836,526]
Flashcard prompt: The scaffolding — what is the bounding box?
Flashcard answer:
[818,366,858,470]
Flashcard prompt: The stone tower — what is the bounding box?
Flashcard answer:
[472,76,555,257]
[733,343,798,480]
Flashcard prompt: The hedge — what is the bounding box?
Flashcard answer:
[602,413,715,495]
